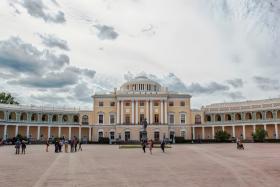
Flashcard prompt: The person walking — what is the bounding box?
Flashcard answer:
[78,140,82,151]
[21,140,26,154]
[70,140,74,152]
[160,139,165,153]
[46,140,50,152]
[64,140,68,153]
[141,140,146,153]
[15,140,20,154]
[74,137,78,152]
[149,139,153,155]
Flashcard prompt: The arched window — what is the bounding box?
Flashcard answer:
[20,112,27,121]
[215,114,221,122]
[31,113,38,121]
[205,115,211,122]
[235,113,241,121]
[82,115,88,125]
[277,111,280,119]
[0,111,4,120]
[245,113,252,120]
[195,115,201,124]
[266,111,273,119]
[52,114,58,122]
[225,114,231,121]
[42,114,48,122]
[74,115,79,123]
[256,112,262,120]
[62,115,68,122]
[9,112,16,120]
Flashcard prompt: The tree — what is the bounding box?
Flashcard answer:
[215,130,231,142]
[252,128,268,142]
[0,92,19,105]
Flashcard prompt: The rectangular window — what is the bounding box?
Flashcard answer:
[110,114,115,124]
[98,114,103,124]
[125,102,130,106]
[180,131,185,138]
[110,132,115,140]
[110,102,115,107]
[140,114,145,123]
[154,101,159,106]
[154,132,160,141]
[98,131,103,138]
[140,101,145,106]
[99,101,104,107]
[125,131,130,141]
[169,114,174,124]
[180,114,186,124]
[154,114,159,124]
[125,114,130,124]
[169,101,174,106]
[180,101,185,106]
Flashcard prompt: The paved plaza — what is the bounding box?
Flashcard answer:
[0,144,280,187]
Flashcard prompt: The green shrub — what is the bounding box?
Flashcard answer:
[252,128,268,142]
[214,130,231,142]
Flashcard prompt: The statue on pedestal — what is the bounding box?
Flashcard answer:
[141,118,148,143]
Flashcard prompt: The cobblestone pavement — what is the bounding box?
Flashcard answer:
[0,144,280,187]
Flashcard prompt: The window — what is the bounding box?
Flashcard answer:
[195,115,201,124]
[154,132,160,141]
[154,101,159,106]
[140,101,145,106]
[154,114,159,124]
[98,131,103,138]
[110,102,115,107]
[180,101,185,106]
[169,101,174,106]
[99,101,104,107]
[125,114,130,124]
[125,102,130,106]
[169,114,174,124]
[180,113,186,124]
[98,114,103,124]
[110,114,115,124]
[140,114,145,123]
[110,132,115,140]
[180,131,185,137]
[125,131,130,141]
[82,115,89,125]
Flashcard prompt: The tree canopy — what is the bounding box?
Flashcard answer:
[0,92,19,105]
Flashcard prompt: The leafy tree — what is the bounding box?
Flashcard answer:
[215,130,231,142]
[252,128,268,142]
[0,92,19,105]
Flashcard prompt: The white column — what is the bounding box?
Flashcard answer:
[120,101,124,124]
[222,126,225,131]
[253,125,256,133]
[160,100,164,124]
[232,126,235,137]
[3,125,7,140]
[242,125,246,140]
[192,127,195,139]
[164,101,168,124]
[202,126,205,139]
[58,126,61,138]
[146,100,149,123]
[37,126,40,140]
[48,126,51,139]
[264,124,267,131]
[117,101,120,124]
[89,127,92,141]
[212,126,215,139]
[131,100,135,124]
[68,127,71,139]
[79,127,81,140]
[135,100,138,124]
[150,100,153,124]
[15,125,18,136]
[275,124,278,139]
[26,125,30,138]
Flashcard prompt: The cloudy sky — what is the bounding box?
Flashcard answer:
[0,0,280,109]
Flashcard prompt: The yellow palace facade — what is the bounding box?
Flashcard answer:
[0,76,280,142]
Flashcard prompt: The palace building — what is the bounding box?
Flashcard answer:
[0,76,280,142]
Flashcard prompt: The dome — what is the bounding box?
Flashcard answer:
[120,76,161,92]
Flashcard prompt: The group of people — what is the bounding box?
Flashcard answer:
[141,139,166,154]
[46,136,83,153]
[14,139,27,154]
